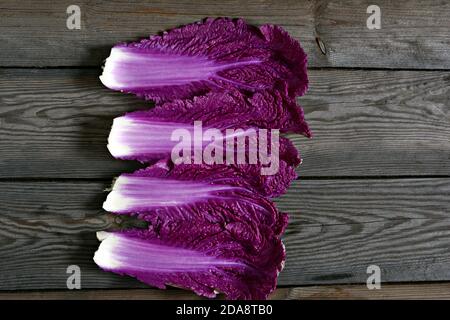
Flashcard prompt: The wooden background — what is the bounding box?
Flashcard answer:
[0,0,449,299]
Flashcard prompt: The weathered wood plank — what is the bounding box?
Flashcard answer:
[0,0,316,67]
[0,0,449,68]
[281,283,450,300]
[0,178,449,290]
[0,69,144,178]
[1,68,449,178]
[2,283,450,299]
[315,0,450,69]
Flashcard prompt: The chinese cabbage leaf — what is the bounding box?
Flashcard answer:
[103,160,288,236]
[94,217,285,300]
[100,18,308,102]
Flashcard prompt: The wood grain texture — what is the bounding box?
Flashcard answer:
[1,68,449,178]
[2,283,450,299]
[0,178,449,290]
[281,283,450,300]
[0,0,449,68]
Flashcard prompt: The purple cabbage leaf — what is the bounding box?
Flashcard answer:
[103,160,288,236]
[107,89,310,160]
[100,18,308,102]
[93,216,285,300]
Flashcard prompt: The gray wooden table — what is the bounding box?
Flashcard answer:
[0,0,449,299]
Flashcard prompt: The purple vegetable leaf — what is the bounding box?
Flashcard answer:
[100,18,308,102]
[94,216,285,300]
[103,160,289,235]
